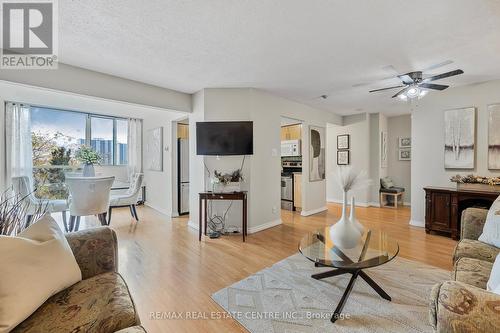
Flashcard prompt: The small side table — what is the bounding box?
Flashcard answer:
[198,191,248,242]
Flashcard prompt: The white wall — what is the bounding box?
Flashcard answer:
[326,114,371,205]
[188,88,341,233]
[0,80,184,216]
[411,79,500,226]
[387,114,411,203]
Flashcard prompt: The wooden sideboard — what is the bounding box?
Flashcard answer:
[424,186,500,240]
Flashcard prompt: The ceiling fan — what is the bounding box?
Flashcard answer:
[369,69,464,99]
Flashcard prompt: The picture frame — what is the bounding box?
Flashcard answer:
[309,125,326,181]
[444,107,476,169]
[337,134,350,150]
[337,150,350,165]
[146,127,163,171]
[399,149,411,161]
[398,137,411,148]
[488,104,500,170]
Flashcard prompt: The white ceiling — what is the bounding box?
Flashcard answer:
[59,0,500,116]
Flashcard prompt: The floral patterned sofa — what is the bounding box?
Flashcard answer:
[429,208,500,332]
[12,227,146,333]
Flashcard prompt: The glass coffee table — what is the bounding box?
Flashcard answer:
[299,228,399,323]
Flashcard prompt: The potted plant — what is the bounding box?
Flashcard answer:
[211,169,244,193]
[75,145,102,177]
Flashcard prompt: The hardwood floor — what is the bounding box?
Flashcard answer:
[69,203,457,333]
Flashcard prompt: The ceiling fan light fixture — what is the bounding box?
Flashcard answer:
[398,94,408,100]
[419,90,428,97]
[406,86,420,98]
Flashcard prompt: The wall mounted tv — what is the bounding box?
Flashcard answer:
[196,121,253,156]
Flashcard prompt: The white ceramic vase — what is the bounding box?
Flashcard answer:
[83,163,95,177]
[329,191,362,249]
[349,197,365,233]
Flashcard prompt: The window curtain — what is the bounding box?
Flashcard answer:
[5,102,33,186]
[127,118,143,180]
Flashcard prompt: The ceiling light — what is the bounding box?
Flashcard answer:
[419,90,428,97]
[406,86,420,98]
[398,94,408,100]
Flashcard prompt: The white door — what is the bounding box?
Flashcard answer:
[180,183,189,214]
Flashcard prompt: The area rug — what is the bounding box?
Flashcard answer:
[212,253,450,333]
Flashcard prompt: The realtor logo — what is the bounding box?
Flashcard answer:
[1,0,58,69]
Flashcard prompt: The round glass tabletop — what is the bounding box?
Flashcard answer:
[299,227,399,270]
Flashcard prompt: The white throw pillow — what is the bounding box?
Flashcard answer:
[478,196,500,248]
[487,254,500,295]
[0,214,82,332]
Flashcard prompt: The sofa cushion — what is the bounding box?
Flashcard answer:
[379,186,405,193]
[0,215,82,332]
[487,254,500,295]
[13,272,139,333]
[453,257,493,289]
[478,196,500,247]
[453,239,500,264]
[380,177,394,189]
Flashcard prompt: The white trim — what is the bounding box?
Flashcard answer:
[187,219,282,234]
[188,220,198,230]
[409,219,425,227]
[403,202,411,206]
[144,202,171,217]
[368,201,381,208]
[248,219,282,234]
[301,206,328,216]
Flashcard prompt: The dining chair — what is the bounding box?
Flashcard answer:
[11,176,69,230]
[108,173,144,224]
[65,176,115,231]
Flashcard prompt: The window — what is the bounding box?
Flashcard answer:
[30,106,131,199]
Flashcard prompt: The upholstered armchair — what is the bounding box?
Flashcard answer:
[429,208,500,332]
[13,227,146,333]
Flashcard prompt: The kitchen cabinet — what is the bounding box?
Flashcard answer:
[177,123,189,139]
[294,173,302,210]
[281,124,302,141]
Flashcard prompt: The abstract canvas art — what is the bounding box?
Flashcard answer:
[488,104,500,170]
[444,107,475,169]
[381,131,388,168]
[309,125,325,181]
[146,127,163,171]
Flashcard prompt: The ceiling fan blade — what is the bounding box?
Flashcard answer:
[397,73,414,84]
[419,83,449,90]
[392,87,409,98]
[424,69,464,82]
[423,60,454,72]
[369,85,406,93]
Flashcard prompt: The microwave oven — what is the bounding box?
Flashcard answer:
[281,139,301,157]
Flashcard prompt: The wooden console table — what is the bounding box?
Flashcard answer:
[424,186,500,240]
[199,191,248,242]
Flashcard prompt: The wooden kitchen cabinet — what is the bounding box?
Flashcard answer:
[281,124,302,141]
[294,173,302,210]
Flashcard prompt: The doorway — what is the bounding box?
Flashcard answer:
[280,116,303,220]
[172,117,190,217]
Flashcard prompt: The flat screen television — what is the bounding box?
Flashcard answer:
[196,121,253,156]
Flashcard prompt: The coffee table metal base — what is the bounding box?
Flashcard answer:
[312,263,391,323]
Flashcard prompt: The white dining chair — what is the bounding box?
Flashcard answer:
[65,176,115,231]
[108,173,144,224]
[11,176,69,230]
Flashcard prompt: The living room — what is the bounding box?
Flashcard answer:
[1,1,500,333]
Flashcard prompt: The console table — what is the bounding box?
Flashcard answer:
[198,191,248,242]
[424,186,500,240]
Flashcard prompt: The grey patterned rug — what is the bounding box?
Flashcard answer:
[212,253,450,333]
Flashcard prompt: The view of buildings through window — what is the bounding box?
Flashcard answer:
[30,106,128,199]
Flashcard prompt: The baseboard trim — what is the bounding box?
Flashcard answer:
[301,206,328,216]
[187,219,282,234]
[187,220,198,230]
[145,202,171,217]
[409,219,425,228]
[403,202,411,206]
[248,219,282,234]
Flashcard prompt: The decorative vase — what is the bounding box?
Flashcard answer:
[83,163,95,177]
[349,197,364,233]
[329,191,362,249]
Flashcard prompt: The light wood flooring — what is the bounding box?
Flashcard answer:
[69,203,457,333]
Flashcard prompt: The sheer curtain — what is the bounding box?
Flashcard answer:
[5,102,33,186]
[127,118,143,180]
